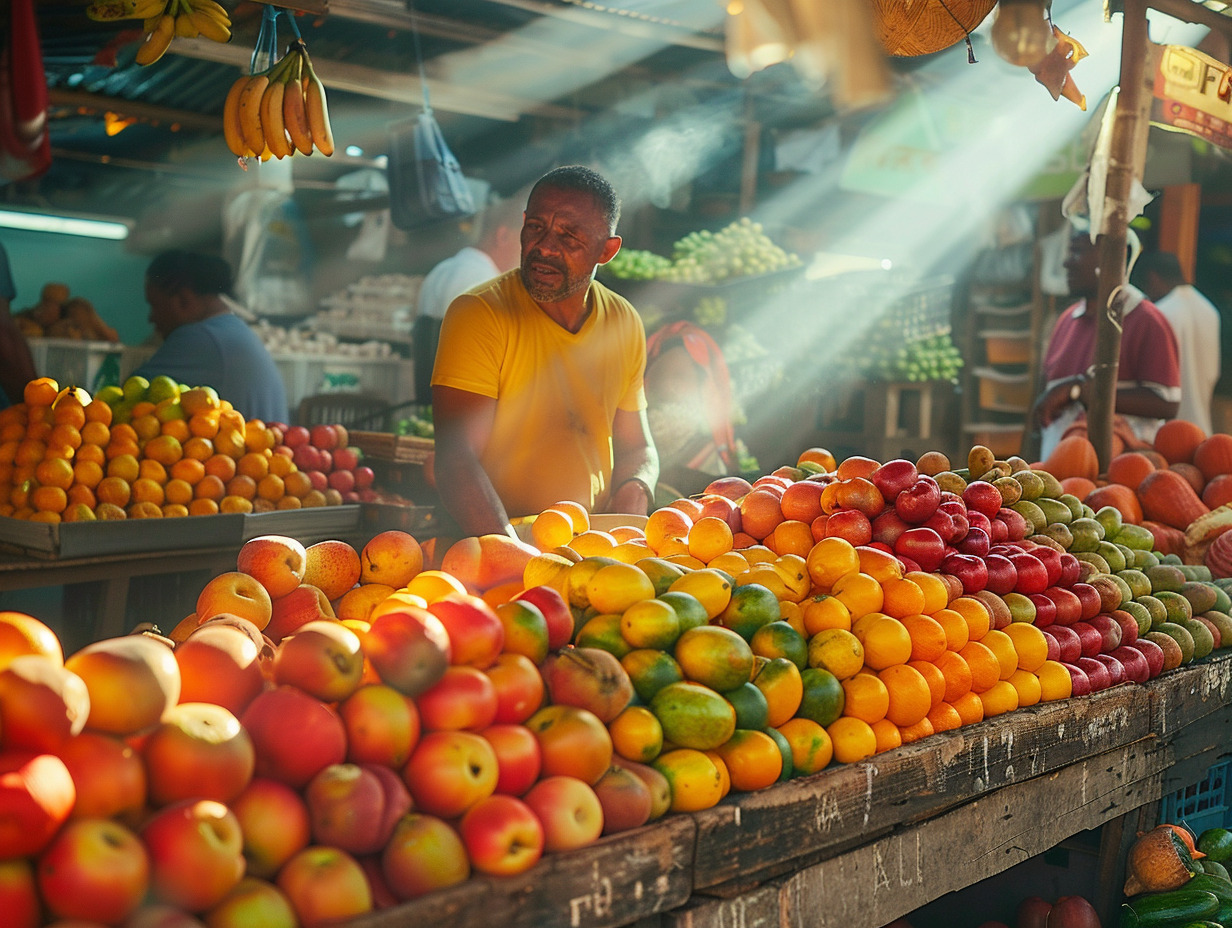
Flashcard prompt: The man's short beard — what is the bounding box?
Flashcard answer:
[521,267,591,303]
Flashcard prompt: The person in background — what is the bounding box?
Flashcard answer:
[1032,230,1180,458]
[1138,250,1220,435]
[133,250,289,424]
[431,165,659,537]
[0,241,38,408]
[411,193,525,403]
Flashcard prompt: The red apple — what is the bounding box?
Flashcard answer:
[1063,662,1092,696]
[0,655,90,753]
[0,752,76,860]
[333,447,360,471]
[1086,614,1124,653]
[230,777,311,880]
[962,481,1003,518]
[522,775,604,852]
[922,509,957,543]
[292,445,319,472]
[0,858,39,928]
[241,686,347,789]
[142,702,255,806]
[354,466,376,490]
[426,594,505,668]
[339,684,421,769]
[416,666,498,732]
[593,763,653,835]
[276,845,372,928]
[403,731,498,818]
[1043,587,1083,626]
[1028,593,1058,628]
[479,724,542,797]
[327,469,356,493]
[956,526,991,558]
[273,620,363,702]
[698,494,743,533]
[307,470,330,492]
[458,794,544,876]
[1009,553,1048,595]
[1033,547,1064,587]
[703,475,754,500]
[894,527,945,572]
[1057,553,1082,587]
[1076,655,1111,691]
[237,535,307,600]
[514,585,574,652]
[304,763,411,856]
[1049,896,1100,928]
[1042,625,1081,664]
[967,509,993,538]
[1092,653,1126,686]
[37,817,148,923]
[941,553,987,595]
[982,553,1017,595]
[996,508,1031,541]
[309,424,338,451]
[282,426,310,449]
[55,731,146,823]
[1111,645,1150,684]
[381,813,470,901]
[871,509,910,546]
[826,509,874,546]
[1131,638,1166,678]
[1071,583,1102,620]
[895,476,941,524]
[363,607,451,697]
[1069,621,1105,659]
[485,652,546,725]
[265,584,335,644]
[141,799,245,912]
[1110,610,1140,647]
[870,459,918,499]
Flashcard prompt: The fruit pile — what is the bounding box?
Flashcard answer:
[1119,824,1232,927]
[87,0,233,66]
[0,375,364,522]
[604,219,802,285]
[13,283,119,342]
[835,331,964,384]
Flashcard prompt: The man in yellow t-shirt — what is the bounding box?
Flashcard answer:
[431,166,659,537]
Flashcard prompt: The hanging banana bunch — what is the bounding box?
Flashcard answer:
[86,0,232,67]
[224,40,334,161]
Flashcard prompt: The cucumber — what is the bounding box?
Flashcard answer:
[1185,873,1232,903]
[1176,921,1222,928]
[1122,889,1220,928]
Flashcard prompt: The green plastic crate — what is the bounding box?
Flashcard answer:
[1161,759,1231,835]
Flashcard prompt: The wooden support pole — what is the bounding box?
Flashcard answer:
[1089,0,1153,471]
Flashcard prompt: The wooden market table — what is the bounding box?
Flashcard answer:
[349,653,1232,928]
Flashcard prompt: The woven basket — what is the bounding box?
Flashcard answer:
[871,0,996,57]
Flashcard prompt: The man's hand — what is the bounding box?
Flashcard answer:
[1033,375,1085,427]
[608,478,653,516]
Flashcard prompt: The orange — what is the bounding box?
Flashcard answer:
[835,455,878,480]
[28,510,60,524]
[978,680,1019,717]
[898,715,935,744]
[531,509,575,550]
[188,498,220,516]
[131,413,160,443]
[856,615,912,671]
[568,530,619,557]
[806,628,864,681]
[741,545,777,565]
[128,500,163,519]
[169,457,205,485]
[195,474,226,501]
[268,453,294,478]
[908,659,946,709]
[237,452,270,481]
[855,546,904,585]
[0,439,15,464]
[548,499,590,534]
[47,423,82,454]
[1003,623,1049,673]
[1036,660,1073,701]
[926,701,962,734]
[752,658,804,728]
[652,748,724,813]
[906,571,949,613]
[950,691,985,726]
[826,716,877,764]
[284,470,312,498]
[130,400,156,419]
[257,473,285,502]
[880,577,925,619]
[779,481,824,523]
[797,447,837,471]
[958,640,1000,693]
[187,411,221,439]
[831,571,883,620]
[162,503,189,518]
[714,729,782,792]
[801,594,852,635]
[226,474,257,501]
[932,650,973,702]
[214,428,246,459]
[220,495,254,514]
[24,377,59,407]
[840,671,889,724]
[1007,668,1042,707]
[870,718,903,753]
[775,718,833,775]
[765,520,814,558]
[900,614,948,662]
[708,550,751,577]
[183,437,214,462]
[688,516,734,564]
[645,507,694,552]
[75,443,105,467]
[34,457,74,491]
[243,420,274,453]
[608,705,663,763]
[878,663,932,728]
[138,459,167,484]
[144,434,183,466]
[24,421,51,444]
[160,418,191,443]
[778,600,805,636]
[14,440,45,468]
[738,489,785,540]
[106,454,140,483]
[164,479,194,507]
[131,477,165,507]
[72,459,104,490]
[80,420,110,447]
[979,628,1019,680]
[95,476,132,508]
[204,453,237,482]
[667,497,705,520]
[275,495,302,510]
[805,537,859,591]
[932,608,970,652]
[950,597,991,641]
[30,485,68,514]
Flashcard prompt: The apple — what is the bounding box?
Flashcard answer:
[1110,610,1140,647]
[987,516,1009,544]
[895,476,941,524]
[593,763,653,835]
[264,584,336,644]
[292,445,320,472]
[229,778,311,879]
[479,723,542,797]
[1076,656,1112,691]
[494,599,550,664]
[1092,653,1126,686]
[922,509,957,544]
[174,623,267,717]
[539,646,633,724]
[363,607,451,697]
[333,447,360,471]
[1027,593,1057,628]
[36,817,149,923]
[1057,553,1082,587]
[55,731,146,823]
[826,509,873,546]
[948,510,970,542]
[304,763,411,856]
[237,535,307,600]
[0,655,90,753]
[1070,583,1102,621]
[522,775,604,852]
[870,459,918,499]
[0,751,76,859]
[1063,662,1092,696]
[704,476,755,500]
[241,686,347,789]
[416,666,498,732]
[996,508,1031,541]
[514,585,574,652]
[403,731,498,818]
[941,554,987,595]
[871,509,911,546]
[426,594,505,668]
[982,553,1017,595]
[1111,645,1150,684]
[338,684,421,769]
[141,799,245,912]
[1086,614,1124,653]
[1131,638,1166,678]
[1042,625,1081,663]
[273,620,364,702]
[276,845,373,928]
[309,424,339,451]
[354,466,376,490]
[0,858,39,928]
[967,509,993,538]
[1069,622,1105,659]
[196,571,274,630]
[896,554,923,574]
[1032,547,1064,588]
[962,481,1003,518]
[308,470,330,492]
[381,813,470,901]
[200,876,298,928]
[1043,587,1083,626]
[485,652,546,725]
[1008,553,1048,595]
[698,494,743,534]
[458,794,545,876]
[142,702,255,806]
[282,426,310,449]
[328,469,356,493]
[524,705,613,785]
[956,526,991,558]
[894,527,945,573]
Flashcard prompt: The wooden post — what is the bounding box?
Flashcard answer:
[1089,0,1153,471]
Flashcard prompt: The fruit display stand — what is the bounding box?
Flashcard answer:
[339,652,1231,928]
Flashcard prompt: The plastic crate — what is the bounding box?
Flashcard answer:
[272,354,416,413]
[1160,759,1231,834]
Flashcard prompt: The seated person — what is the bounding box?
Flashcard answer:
[133,250,289,424]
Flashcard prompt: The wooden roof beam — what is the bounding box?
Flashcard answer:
[1147,0,1232,39]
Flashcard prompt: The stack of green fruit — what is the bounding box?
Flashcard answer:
[659,218,802,284]
[395,412,434,439]
[604,249,673,280]
[835,332,963,383]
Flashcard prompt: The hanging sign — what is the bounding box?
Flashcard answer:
[1150,43,1232,151]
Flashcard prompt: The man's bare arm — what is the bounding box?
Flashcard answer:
[432,385,517,538]
[604,407,659,515]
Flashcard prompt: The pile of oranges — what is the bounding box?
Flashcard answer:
[0,376,334,523]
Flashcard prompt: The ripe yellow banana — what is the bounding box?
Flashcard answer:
[188,0,231,24]
[302,57,334,156]
[222,74,250,158]
[237,74,269,158]
[189,9,230,42]
[174,11,199,38]
[260,78,291,159]
[131,0,169,18]
[143,13,163,31]
[135,12,175,65]
[283,56,313,155]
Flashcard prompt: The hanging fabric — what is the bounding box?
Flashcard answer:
[0,0,51,182]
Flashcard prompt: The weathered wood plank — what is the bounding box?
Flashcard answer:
[1147,654,1232,738]
[662,882,783,928]
[775,738,1167,928]
[690,683,1152,889]
[350,815,695,928]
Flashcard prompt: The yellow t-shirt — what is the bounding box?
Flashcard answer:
[431,270,647,517]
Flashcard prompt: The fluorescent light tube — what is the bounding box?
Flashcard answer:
[0,210,130,240]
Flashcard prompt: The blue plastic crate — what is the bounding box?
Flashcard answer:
[1161,759,1231,835]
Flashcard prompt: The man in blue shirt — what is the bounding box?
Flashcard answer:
[133,250,289,424]
[0,241,37,408]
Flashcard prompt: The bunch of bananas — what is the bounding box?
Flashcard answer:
[223,40,334,160]
[87,0,232,66]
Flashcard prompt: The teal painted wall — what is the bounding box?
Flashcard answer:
[1,230,153,346]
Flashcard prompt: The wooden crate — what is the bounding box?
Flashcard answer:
[349,431,435,465]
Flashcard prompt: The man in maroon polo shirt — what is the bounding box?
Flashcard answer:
[1033,230,1181,458]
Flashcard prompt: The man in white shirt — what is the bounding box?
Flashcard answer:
[1140,251,1221,435]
